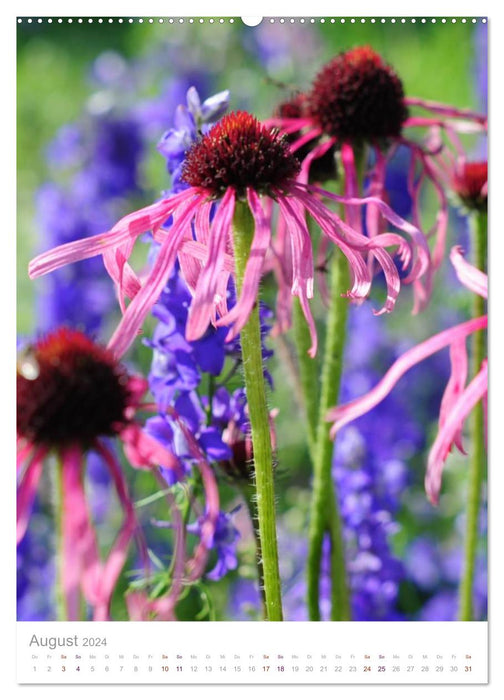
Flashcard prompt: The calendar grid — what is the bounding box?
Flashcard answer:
[17,621,488,684]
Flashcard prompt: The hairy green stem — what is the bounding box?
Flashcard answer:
[232,200,283,621]
[306,249,351,620]
[292,298,320,457]
[458,209,487,620]
[242,484,267,619]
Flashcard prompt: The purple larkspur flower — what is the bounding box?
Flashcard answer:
[157,86,229,192]
[196,509,241,581]
[17,504,55,621]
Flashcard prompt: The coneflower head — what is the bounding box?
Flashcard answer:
[307,46,408,143]
[17,329,132,448]
[181,111,300,198]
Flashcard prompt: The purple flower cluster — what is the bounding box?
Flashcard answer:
[333,429,407,620]
[17,504,55,621]
[36,114,144,333]
[328,305,421,619]
[188,509,241,581]
[405,528,487,621]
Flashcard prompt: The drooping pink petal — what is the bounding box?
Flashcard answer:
[407,142,449,270]
[294,184,409,314]
[125,591,177,621]
[483,389,488,451]
[442,124,468,159]
[216,189,270,339]
[367,246,401,315]
[194,199,213,246]
[103,239,141,313]
[214,269,233,320]
[176,201,212,295]
[408,116,486,135]
[124,375,150,412]
[120,422,181,475]
[327,315,488,438]
[439,339,469,454]
[16,438,34,476]
[298,138,335,185]
[405,148,434,313]
[269,202,294,336]
[366,147,388,241]
[283,185,372,302]
[91,440,139,621]
[341,142,363,232]
[61,446,102,620]
[276,195,318,356]
[425,361,488,505]
[404,97,487,127]
[125,591,153,621]
[299,181,431,285]
[107,195,205,358]
[166,407,219,581]
[16,446,48,544]
[263,116,315,133]
[367,233,412,269]
[450,246,488,299]
[28,188,196,280]
[185,188,236,341]
[289,127,323,155]
[177,239,235,273]
[411,277,432,316]
[403,116,451,129]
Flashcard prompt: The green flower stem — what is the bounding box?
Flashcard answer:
[242,483,267,619]
[306,249,351,621]
[293,270,350,620]
[54,457,68,621]
[458,209,487,621]
[232,200,283,621]
[292,297,320,457]
[302,149,368,621]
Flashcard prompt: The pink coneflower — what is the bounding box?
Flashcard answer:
[29,111,429,359]
[452,161,488,210]
[16,328,182,620]
[431,158,488,213]
[326,246,487,505]
[269,46,487,311]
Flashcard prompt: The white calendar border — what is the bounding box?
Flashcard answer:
[5,1,503,697]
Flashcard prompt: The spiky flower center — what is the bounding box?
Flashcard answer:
[307,46,408,143]
[453,162,488,210]
[181,111,300,197]
[17,329,132,448]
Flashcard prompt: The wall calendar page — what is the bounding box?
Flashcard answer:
[15,10,489,689]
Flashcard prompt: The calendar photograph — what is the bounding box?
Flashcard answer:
[17,13,488,647]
